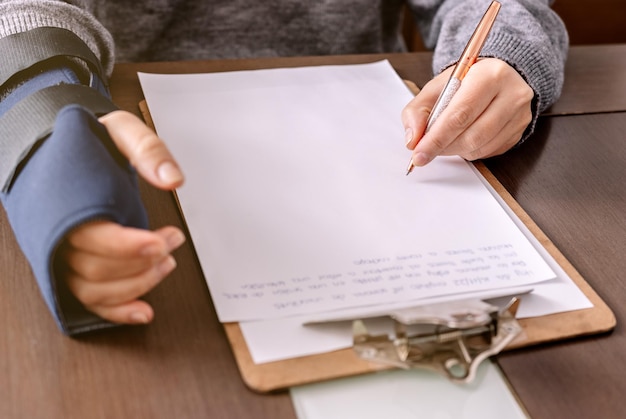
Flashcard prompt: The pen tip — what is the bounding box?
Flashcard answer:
[405,160,414,176]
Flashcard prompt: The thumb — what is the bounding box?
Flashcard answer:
[99,110,184,190]
[401,68,451,150]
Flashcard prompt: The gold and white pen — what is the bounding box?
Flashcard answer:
[406,0,501,175]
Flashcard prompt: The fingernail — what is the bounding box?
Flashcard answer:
[413,152,431,167]
[404,127,414,146]
[157,256,177,275]
[166,229,186,250]
[157,161,183,185]
[130,312,150,324]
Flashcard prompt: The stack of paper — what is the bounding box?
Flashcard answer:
[139,60,591,364]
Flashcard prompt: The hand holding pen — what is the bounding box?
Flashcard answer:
[403,1,534,174]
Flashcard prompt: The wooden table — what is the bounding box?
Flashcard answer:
[1,45,625,419]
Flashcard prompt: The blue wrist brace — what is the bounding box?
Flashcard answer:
[1,68,149,335]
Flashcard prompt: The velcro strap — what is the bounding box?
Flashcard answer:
[0,83,118,192]
[0,27,105,89]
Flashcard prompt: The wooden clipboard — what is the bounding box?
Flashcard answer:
[139,87,615,392]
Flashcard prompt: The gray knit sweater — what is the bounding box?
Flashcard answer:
[0,0,567,114]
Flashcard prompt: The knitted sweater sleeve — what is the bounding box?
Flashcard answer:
[2,0,569,116]
[0,0,115,76]
[408,0,568,120]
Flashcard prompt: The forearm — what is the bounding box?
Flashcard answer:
[0,4,148,334]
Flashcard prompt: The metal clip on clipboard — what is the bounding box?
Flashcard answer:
[352,297,522,383]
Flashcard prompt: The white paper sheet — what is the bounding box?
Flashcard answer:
[139,60,591,364]
[240,255,590,364]
[237,162,592,364]
[139,61,556,324]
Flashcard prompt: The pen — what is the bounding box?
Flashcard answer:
[406,0,501,175]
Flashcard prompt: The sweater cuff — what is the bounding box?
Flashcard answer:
[0,2,115,76]
[478,31,564,115]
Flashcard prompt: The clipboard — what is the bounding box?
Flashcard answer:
[139,78,615,392]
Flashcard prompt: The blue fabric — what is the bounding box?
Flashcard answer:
[1,69,149,334]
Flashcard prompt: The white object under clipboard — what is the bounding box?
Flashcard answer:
[290,360,528,419]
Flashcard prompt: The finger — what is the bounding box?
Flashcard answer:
[472,108,531,160]
[443,118,510,161]
[63,246,157,281]
[441,81,533,160]
[442,104,527,161]
[481,130,525,159]
[401,68,451,150]
[66,254,176,308]
[91,299,155,325]
[99,110,184,189]
[66,221,185,259]
[63,223,185,282]
[411,67,499,166]
[437,96,502,159]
